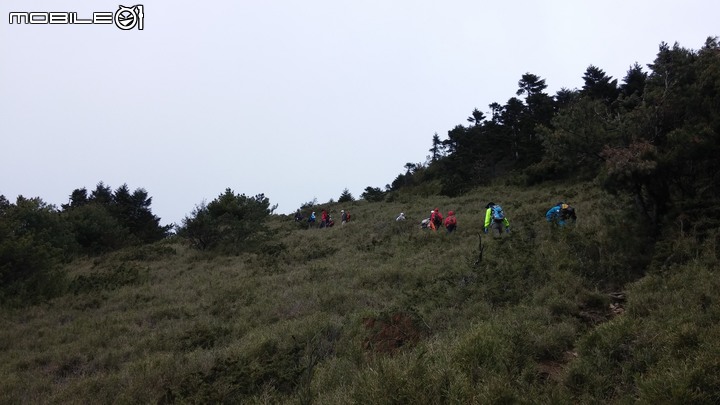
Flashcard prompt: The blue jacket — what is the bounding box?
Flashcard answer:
[546,205,575,226]
[546,205,562,222]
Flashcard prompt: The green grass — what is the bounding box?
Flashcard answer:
[1,180,719,403]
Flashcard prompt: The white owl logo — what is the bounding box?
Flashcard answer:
[114,5,144,30]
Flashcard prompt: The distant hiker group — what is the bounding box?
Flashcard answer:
[295,200,576,235]
[412,200,576,237]
[418,208,457,234]
[296,208,350,229]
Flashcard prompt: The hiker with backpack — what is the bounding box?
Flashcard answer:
[444,210,457,233]
[430,208,443,231]
[546,202,576,227]
[484,202,510,236]
[320,209,330,228]
[308,211,316,227]
[341,210,348,225]
[294,210,304,222]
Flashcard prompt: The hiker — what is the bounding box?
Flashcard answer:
[327,216,335,227]
[546,202,576,227]
[341,209,348,225]
[294,210,304,222]
[430,208,443,231]
[308,211,316,227]
[444,210,457,233]
[320,209,329,228]
[484,202,510,236]
[396,212,406,221]
[420,217,431,229]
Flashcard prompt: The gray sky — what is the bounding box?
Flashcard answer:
[1,1,718,226]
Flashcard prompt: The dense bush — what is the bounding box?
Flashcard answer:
[0,196,75,304]
[360,186,386,202]
[178,189,276,252]
[63,203,134,255]
[0,182,170,304]
[62,183,171,253]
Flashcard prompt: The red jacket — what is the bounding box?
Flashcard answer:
[433,209,443,225]
[445,211,456,228]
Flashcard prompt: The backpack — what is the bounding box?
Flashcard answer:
[560,206,575,221]
[491,205,505,221]
[446,216,456,227]
[433,214,442,226]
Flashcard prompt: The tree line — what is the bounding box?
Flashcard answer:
[0,182,171,304]
[0,183,279,304]
[366,37,720,236]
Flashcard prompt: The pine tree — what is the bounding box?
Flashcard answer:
[338,188,354,203]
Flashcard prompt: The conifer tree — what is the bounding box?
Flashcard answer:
[338,188,354,203]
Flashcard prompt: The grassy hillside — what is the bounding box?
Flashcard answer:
[2,180,719,404]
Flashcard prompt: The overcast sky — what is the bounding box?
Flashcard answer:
[1,1,718,226]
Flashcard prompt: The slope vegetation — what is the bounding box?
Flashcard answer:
[1,180,719,404]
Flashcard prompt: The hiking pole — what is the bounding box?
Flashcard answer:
[474,233,485,266]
